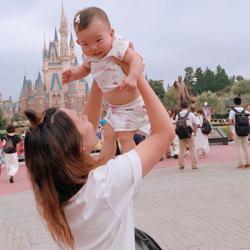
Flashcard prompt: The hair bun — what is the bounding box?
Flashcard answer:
[24,109,37,123]
[24,109,45,128]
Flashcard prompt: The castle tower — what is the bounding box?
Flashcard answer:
[18,3,87,117]
[42,37,49,87]
[19,76,30,115]
[54,28,59,52]
[34,71,45,113]
[59,4,69,68]
[70,33,77,65]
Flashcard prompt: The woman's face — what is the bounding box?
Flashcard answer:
[61,108,97,154]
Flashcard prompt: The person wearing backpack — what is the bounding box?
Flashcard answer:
[228,97,250,168]
[175,101,198,169]
[2,124,21,183]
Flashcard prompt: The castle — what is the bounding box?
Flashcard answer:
[18,5,88,118]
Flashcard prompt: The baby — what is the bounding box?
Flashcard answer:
[62,7,150,161]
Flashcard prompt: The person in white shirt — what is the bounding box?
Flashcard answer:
[228,97,250,168]
[176,101,198,169]
[23,72,175,250]
[195,109,210,158]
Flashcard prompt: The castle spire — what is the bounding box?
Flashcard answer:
[60,0,69,59]
[35,71,43,89]
[43,34,48,58]
[70,33,74,48]
[22,75,27,88]
[60,1,67,28]
[54,28,59,42]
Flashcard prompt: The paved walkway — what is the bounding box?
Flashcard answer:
[1,145,250,249]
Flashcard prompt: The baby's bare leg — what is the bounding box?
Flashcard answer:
[98,123,117,163]
[117,131,136,153]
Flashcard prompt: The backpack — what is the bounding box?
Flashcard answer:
[3,136,15,153]
[135,228,162,250]
[233,108,250,137]
[201,118,212,135]
[175,112,193,139]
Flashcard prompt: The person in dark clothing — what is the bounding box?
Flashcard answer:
[2,124,21,183]
[115,134,145,156]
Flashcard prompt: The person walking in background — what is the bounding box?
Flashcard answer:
[203,102,211,120]
[175,101,198,169]
[2,124,21,183]
[195,109,210,158]
[229,97,250,168]
[167,109,179,159]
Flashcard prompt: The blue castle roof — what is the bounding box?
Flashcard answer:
[50,73,62,90]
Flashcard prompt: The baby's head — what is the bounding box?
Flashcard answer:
[74,7,114,58]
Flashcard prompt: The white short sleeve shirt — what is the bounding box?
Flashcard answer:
[64,150,142,250]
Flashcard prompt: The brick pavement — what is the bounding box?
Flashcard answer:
[1,160,250,250]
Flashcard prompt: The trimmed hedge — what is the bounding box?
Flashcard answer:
[212,113,229,119]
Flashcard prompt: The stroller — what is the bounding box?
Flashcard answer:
[135,228,162,250]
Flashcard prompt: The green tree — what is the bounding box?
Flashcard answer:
[0,108,6,130]
[197,91,225,114]
[191,65,231,94]
[232,80,250,96]
[214,65,231,92]
[203,68,216,92]
[163,87,176,109]
[149,79,165,102]
[184,66,195,95]
[184,67,195,86]
[192,67,204,94]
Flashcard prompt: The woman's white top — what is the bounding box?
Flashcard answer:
[64,150,142,250]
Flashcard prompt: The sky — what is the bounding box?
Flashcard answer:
[0,0,250,101]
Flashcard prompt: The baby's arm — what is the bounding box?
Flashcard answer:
[62,64,90,84]
[119,48,144,91]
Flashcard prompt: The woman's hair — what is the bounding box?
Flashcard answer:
[24,108,97,249]
[6,124,16,133]
[73,7,111,34]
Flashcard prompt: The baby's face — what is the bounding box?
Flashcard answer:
[76,18,114,58]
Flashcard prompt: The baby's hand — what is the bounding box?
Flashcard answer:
[119,75,137,91]
[62,70,74,84]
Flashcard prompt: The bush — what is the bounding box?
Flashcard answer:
[220,125,233,141]
[212,113,229,119]
[0,130,6,139]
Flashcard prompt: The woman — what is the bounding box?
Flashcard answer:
[195,109,210,158]
[24,74,175,250]
[2,124,21,183]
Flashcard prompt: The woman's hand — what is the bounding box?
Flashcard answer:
[112,57,130,75]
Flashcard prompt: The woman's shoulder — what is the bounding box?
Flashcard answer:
[89,150,141,188]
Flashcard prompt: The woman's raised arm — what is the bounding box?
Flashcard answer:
[135,76,175,177]
[83,80,103,132]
